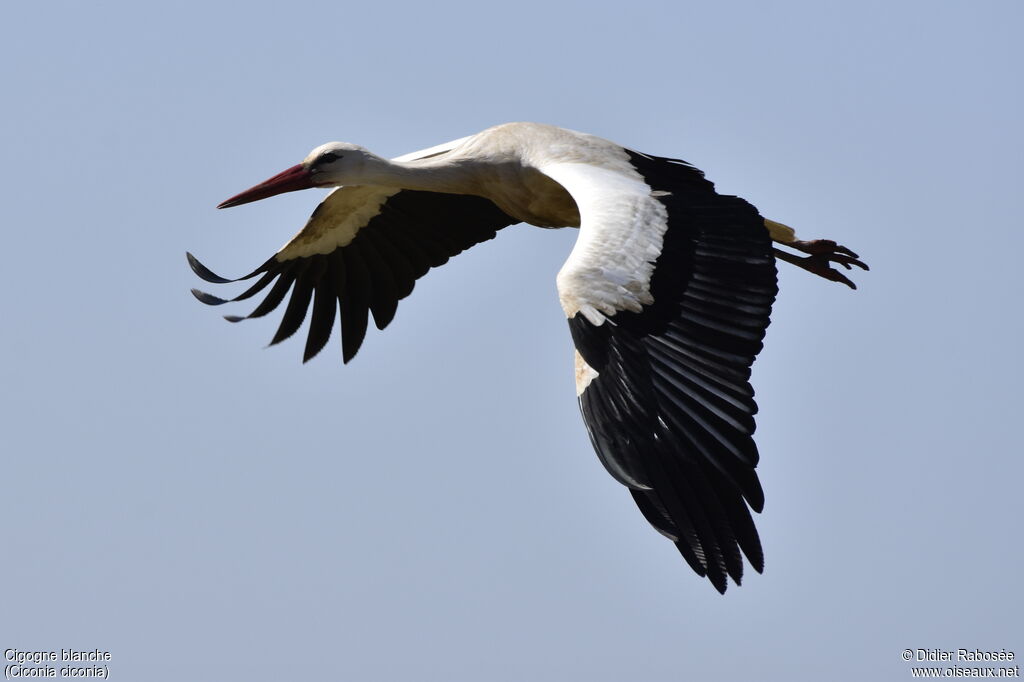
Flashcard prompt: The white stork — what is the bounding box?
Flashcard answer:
[189,122,866,593]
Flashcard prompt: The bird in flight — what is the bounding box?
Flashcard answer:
[189,122,866,593]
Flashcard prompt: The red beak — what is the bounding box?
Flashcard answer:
[217,163,314,209]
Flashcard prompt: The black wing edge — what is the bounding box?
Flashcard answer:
[189,190,517,364]
[570,150,778,593]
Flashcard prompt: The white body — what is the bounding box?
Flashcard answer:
[191,122,860,594]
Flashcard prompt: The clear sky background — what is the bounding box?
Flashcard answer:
[2,1,1021,680]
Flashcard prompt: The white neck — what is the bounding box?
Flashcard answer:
[357,154,482,195]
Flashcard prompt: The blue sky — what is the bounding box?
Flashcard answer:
[2,1,1021,680]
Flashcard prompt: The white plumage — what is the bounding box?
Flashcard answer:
[190,122,867,593]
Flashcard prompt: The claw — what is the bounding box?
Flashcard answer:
[790,239,841,255]
[773,242,866,290]
[808,255,857,289]
[788,239,865,263]
[829,253,869,271]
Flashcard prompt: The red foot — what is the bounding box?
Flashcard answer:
[773,240,869,289]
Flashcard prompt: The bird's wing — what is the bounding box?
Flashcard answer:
[190,140,515,362]
[541,150,778,593]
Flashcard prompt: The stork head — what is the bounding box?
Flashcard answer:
[217,142,381,209]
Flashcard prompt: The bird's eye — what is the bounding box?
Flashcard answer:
[319,152,341,164]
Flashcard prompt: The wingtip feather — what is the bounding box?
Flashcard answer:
[191,288,229,305]
[186,252,235,284]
